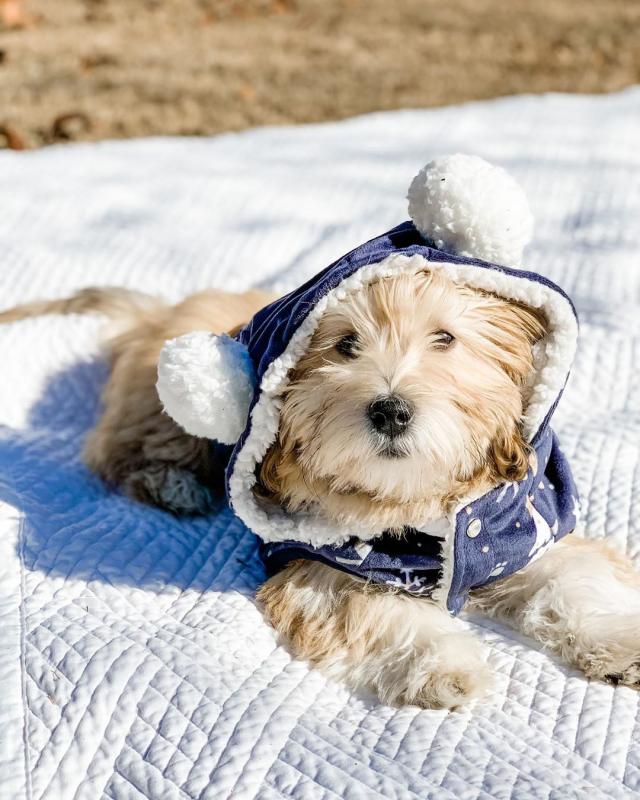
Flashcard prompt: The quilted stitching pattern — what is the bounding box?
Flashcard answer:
[1,87,640,799]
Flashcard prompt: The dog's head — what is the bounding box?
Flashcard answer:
[254,269,547,531]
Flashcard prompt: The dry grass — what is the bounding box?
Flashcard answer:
[0,0,639,148]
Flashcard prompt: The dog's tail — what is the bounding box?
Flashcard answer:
[0,287,165,329]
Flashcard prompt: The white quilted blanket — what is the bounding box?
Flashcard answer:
[1,87,640,800]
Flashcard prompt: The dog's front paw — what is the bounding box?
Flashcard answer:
[381,632,493,710]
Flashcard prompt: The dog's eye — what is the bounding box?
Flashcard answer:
[433,330,455,349]
[336,332,359,359]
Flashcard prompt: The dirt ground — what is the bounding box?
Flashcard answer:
[0,0,639,149]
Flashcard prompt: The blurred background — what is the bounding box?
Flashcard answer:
[0,0,639,150]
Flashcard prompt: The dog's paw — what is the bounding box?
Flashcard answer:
[391,632,493,710]
[412,661,492,710]
[579,641,640,688]
[124,464,214,515]
[604,664,640,688]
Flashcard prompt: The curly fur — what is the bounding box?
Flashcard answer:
[4,276,640,709]
[255,270,545,532]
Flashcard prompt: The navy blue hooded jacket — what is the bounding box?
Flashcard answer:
[224,221,579,614]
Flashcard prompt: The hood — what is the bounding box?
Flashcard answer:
[226,221,578,549]
[156,154,580,613]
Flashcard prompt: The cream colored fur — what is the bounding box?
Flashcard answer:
[3,278,639,709]
[0,286,275,513]
[471,535,640,686]
[258,560,491,709]
[256,270,544,533]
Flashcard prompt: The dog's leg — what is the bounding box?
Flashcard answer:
[471,535,640,686]
[83,288,275,514]
[1,285,275,514]
[258,560,492,708]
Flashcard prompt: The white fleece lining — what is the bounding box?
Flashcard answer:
[229,253,578,580]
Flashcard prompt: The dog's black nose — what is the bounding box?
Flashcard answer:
[367,395,414,438]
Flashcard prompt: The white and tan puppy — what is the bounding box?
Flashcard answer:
[3,155,639,709]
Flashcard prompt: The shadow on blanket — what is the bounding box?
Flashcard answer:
[0,359,264,597]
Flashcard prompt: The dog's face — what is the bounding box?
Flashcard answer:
[256,270,547,531]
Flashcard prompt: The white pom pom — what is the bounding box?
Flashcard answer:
[407,154,533,266]
[156,331,255,445]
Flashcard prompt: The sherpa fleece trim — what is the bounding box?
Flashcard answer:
[228,240,578,550]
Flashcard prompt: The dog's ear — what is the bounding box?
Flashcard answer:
[489,426,530,483]
[477,300,545,484]
[253,440,285,503]
[493,301,548,384]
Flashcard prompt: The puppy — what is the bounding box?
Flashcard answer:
[3,273,640,709]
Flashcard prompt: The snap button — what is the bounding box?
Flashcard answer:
[466,518,482,538]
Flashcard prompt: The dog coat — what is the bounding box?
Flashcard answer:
[157,155,580,615]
